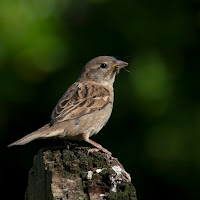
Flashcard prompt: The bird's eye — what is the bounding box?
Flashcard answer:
[100,63,107,68]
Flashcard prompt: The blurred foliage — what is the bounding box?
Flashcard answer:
[1,0,200,199]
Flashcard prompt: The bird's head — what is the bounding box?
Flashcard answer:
[78,56,128,85]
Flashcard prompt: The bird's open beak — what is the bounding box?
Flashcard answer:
[114,60,128,69]
[112,60,128,75]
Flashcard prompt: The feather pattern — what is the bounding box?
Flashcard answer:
[50,82,111,125]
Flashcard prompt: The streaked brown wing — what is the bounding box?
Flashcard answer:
[50,82,111,125]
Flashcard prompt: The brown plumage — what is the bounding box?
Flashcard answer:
[51,83,111,124]
[8,56,128,155]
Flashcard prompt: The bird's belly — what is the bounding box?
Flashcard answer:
[61,103,113,140]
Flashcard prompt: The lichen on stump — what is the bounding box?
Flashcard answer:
[25,146,137,200]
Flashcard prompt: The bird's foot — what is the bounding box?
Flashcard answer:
[88,148,100,154]
[101,147,112,158]
[82,134,112,157]
[88,147,112,158]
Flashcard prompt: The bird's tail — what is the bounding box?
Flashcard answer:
[7,123,61,147]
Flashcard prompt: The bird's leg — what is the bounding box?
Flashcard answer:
[82,133,112,156]
[87,139,112,156]
[63,139,71,150]
[63,139,78,150]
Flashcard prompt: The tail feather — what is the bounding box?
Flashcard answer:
[8,123,51,147]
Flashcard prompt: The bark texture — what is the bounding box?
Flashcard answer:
[25,146,137,200]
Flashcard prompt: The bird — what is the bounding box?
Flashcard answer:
[8,56,128,156]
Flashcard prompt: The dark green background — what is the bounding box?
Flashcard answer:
[1,0,200,199]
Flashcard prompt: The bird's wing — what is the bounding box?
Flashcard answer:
[50,82,111,125]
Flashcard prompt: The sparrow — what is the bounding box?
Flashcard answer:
[8,56,128,155]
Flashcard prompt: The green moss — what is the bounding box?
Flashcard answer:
[80,171,87,180]
[109,183,137,200]
[109,191,129,200]
[51,148,136,200]
[92,173,102,180]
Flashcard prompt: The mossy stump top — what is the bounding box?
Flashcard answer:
[25,146,137,200]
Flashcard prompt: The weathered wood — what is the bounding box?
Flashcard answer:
[25,146,137,200]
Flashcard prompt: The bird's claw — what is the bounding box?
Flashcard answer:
[88,148,100,154]
[88,147,112,158]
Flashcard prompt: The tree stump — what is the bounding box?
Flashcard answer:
[25,146,137,200]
